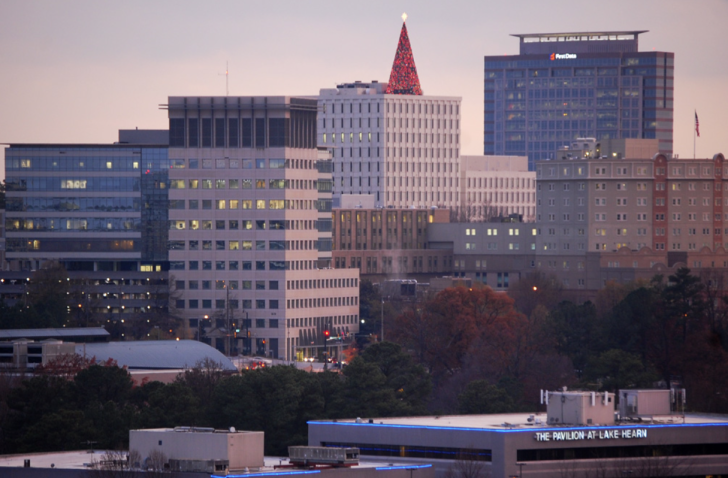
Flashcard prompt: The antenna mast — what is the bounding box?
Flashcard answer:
[219,61,229,96]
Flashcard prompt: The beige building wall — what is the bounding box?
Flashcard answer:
[459,155,536,221]
[167,96,359,361]
[319,83,461,210]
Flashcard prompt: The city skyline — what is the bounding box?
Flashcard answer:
[1,0,727,174]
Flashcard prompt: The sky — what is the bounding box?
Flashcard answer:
[1,0,727,173]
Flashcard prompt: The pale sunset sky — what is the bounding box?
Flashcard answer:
[1,0,726,174]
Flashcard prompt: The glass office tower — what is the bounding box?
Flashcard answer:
[484,31,674,170]
[2,133,170,323]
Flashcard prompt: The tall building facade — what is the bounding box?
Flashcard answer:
[459,155,536,221]
[2,132,170,318]
[166,96,359,361]
[318,19,462,210]
[318,82,461,209]
[535,138,727,289]
[484,31,674,170]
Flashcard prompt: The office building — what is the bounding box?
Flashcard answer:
[318,18,462,210]
[332,207,452,280]
[166,96,359,361]
[459,155,536,221]
[1,131,170,319]
[310,390,728,478]
[484,31,674,170]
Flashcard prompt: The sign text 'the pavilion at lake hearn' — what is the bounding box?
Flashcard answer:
[534,429,648,442]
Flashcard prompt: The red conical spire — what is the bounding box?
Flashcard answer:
[385,15,423,95]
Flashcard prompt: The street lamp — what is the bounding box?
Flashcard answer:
[381,297,385,342]
[516,462,526,478]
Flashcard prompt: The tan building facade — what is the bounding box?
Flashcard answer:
[166,96,359,361]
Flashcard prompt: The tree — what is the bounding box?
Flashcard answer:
[508,270,563,319]
[584,349,658,393]
[209,366,324,455]
[546,301,599,378]
[359,342,432,415]
[456,380,514,414]
[392,286,522,381]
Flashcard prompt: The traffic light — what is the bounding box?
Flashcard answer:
[323,330,330,338]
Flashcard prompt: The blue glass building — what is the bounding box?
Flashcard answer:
[2,131,171,326]
[484,31,674,170]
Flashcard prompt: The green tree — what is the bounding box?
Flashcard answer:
[210,366,324,455]
[547,301,598,378]
[359,342,432,414]
[135,381,201,428]
[456,380,514,414]
[584,349,658,393]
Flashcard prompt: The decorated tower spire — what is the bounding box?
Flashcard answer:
[385,13,423,95]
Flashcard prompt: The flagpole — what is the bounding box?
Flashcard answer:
[693,110,696,159]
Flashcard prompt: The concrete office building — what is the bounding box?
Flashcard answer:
[1,131,170,318]
[318,19,462,210]
[428,221,536,290]
[459,155,536,221]
[166,96,359,361]
[485,31,674,170]
[332,207,452,280]
[534,138,728,289]
[309,390,728,478]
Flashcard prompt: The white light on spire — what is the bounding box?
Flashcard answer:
[402,12,407,22]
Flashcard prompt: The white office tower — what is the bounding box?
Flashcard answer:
[166,96,360,361]
[318,19,461,210]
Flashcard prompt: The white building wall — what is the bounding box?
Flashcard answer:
[318,83,461,210]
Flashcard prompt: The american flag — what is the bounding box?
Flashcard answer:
[695,111,700,137]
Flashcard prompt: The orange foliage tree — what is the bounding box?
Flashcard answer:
[391,286,525,380]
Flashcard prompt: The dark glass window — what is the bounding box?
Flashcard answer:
[188,118,199,147]
[201,118,212,147]
[170,119,185,147]
[202,299,212,309]
[269,118,287,147]
[256,318,266,327]
[242,118,253,147]
[255,118,266,148]
[228,118,239,148]
[215,118,225,147]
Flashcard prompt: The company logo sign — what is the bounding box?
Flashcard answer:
[550,53,577,60]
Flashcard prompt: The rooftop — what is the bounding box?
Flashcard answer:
[512,31,647,39]
[0,327,110,341]
[310,412,728,432]
[0,450,430,474]
[75,340,237,371]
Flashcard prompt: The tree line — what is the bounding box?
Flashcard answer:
[0,343,430,456]
[385,268,728,414]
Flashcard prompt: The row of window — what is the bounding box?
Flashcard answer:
[169,240,296,251]
[5,197,140,213]
[169,178,315,190]
[169,260,286,271]
[321,101,458,117]
[6,218,139,232]
[169,219,316,231]
[286,278,357,290]
[176,279,278,290]
[168,158,316,170]
[6,157,143,171]
[177,299,278,310]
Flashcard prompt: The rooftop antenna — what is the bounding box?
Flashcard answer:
[219,61,229,96]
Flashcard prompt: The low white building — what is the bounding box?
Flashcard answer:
[459,155,536,222]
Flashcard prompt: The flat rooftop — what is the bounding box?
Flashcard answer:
[0,450,429,473]
[311,412,728,431]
